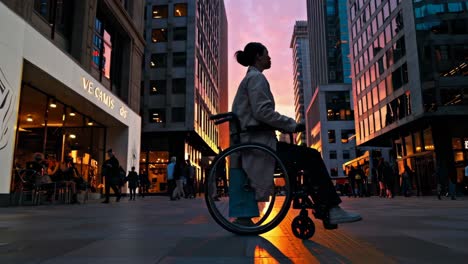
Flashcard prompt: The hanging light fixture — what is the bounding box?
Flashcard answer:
[69,134,76,139]
[69,108,76,116]
[49,98,57,108]
[87,118,94,126]
[26,114,33,122]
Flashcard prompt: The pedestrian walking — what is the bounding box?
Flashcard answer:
[172,159,185,200]
[434,165,447,200]
[185,159,196,199]
[383,160,395,198]
[138,168,149,198]
[102,149,121,203]
[354,165,365,197]
[126,166,138,201]
[167,156,177,201]
[377,158,386,197]
[401,164,413,197]
[347,166,356,197]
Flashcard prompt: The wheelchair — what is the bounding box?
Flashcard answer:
[205,112,338,240]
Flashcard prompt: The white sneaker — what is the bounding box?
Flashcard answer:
[329,206,362,225]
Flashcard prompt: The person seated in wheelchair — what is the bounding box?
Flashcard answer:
[231,42,361,226]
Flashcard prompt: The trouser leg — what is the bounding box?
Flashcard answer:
[110,184,120,200]
[104,178,110,201]
[277,142,341,208]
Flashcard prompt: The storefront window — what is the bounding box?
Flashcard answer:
[143,151,169,193]
[414,131,423,153]
[404,134,414,156]
[452,138,462,149]
[423,128,434,151]
[14,85,106,193]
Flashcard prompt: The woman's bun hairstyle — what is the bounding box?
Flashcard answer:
[235,50,249,66]
[235,42,266,67]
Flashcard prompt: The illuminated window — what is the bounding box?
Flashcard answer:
[149,109,165,123]
[152,28,167,42]
[152,5,168,19]
[150,53,167,68]
[149,80,166,95]
[328,130,336,143]
[341,129,355,144]
[174,3,188,17]
[92,18,112,79]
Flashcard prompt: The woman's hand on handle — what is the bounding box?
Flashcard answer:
[294,123,306,133]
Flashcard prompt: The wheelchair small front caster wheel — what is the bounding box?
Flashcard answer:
[291,215,315,240]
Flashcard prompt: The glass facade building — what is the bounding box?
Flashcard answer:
[348,0,468,195]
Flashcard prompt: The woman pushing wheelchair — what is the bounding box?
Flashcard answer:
[229,42,361,227]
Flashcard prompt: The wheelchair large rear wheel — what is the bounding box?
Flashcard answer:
[205,143,292,235]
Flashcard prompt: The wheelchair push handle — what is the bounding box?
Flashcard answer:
[210,112,241,132]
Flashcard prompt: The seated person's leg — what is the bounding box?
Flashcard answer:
[278,142,361,225]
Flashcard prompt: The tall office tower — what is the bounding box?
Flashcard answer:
[141,0,228,194]
[306,0,356,179]
[348,0,468,195]
[0,0,144,205]
[290,21,312,145]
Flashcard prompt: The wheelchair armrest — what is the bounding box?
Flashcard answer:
[210,112,235,121]
[210,112,241,133]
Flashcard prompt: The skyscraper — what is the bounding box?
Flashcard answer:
[141,0,228,194]
[306,0,356,179]
[290,21,312,145]
[348,0,468,195]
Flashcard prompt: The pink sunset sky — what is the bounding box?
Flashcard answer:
[224,0,307,118]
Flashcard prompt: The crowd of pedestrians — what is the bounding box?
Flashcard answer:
[341,157,467,200]
[167,156,196,201]
[101,148,151,204]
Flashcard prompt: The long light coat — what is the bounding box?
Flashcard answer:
[231,66,297,201]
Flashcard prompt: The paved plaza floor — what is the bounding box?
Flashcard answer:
[0,195,467,263]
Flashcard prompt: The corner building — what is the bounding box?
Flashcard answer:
[0,0,145,205]
[348,0,468,195]
[141,0,228,194]
[306,0,357,179]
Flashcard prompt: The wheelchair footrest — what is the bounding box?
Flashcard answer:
[323,221,338,230]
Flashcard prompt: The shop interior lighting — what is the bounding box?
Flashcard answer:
[26,115,33,122]
[69,134,76,139]
[69,108,76,116]
[49,98,57,108]
[87,119,94,126]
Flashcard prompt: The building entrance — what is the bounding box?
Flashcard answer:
[13,84,107,193]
